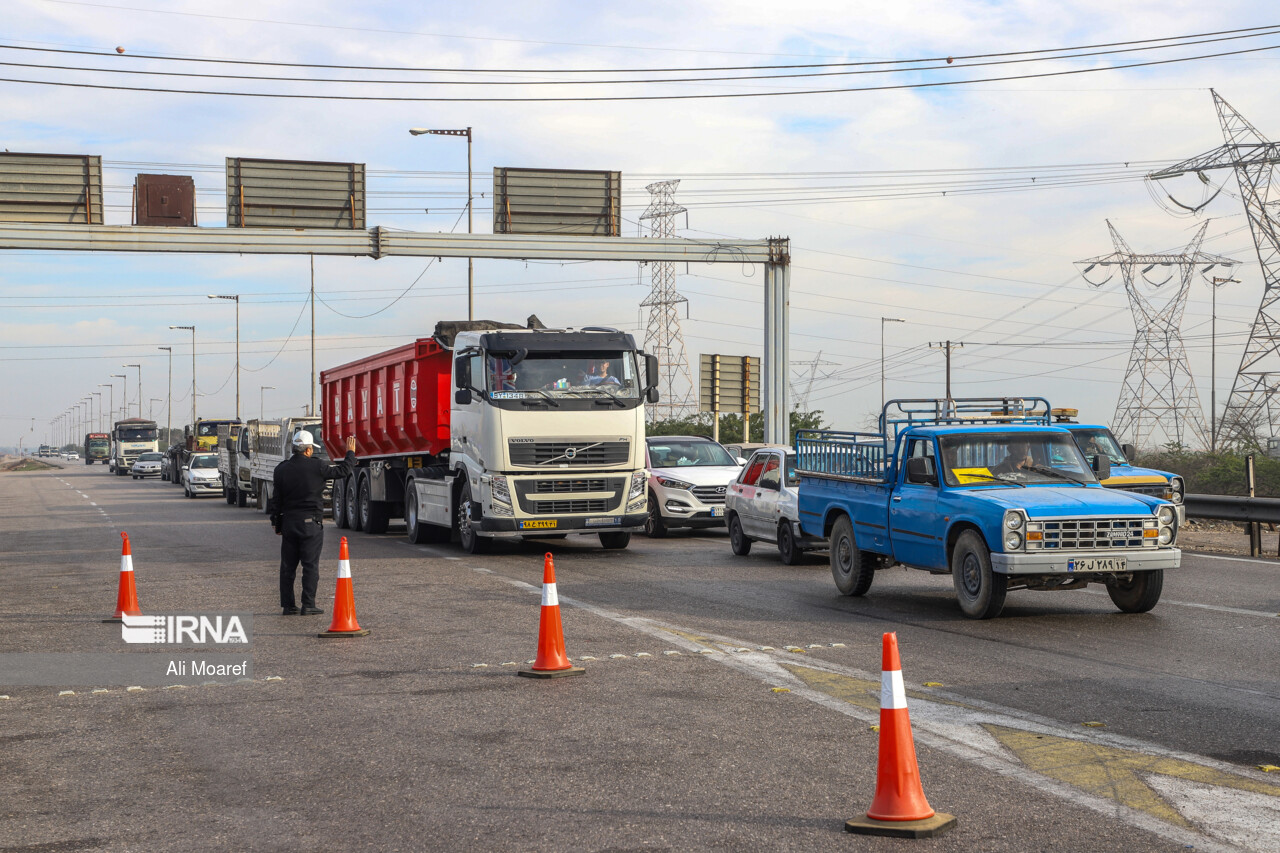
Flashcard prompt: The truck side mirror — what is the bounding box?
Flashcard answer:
[644,353,659,391]
[645,387,660,404]
[455,356,471,391]
[1120,443,1136,463]
[905,456,937,486]
[454,388,473,405]
[1091,454,1111,480]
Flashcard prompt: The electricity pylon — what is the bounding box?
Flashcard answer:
[1076,220,1236,451]
[640,180,695,420]
[1148,90,1280,448]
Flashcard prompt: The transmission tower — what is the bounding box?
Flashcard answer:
[789,350,839,411]
[640,180,695,420]
[1076,220,1236,450]
[1148,90,1280,447]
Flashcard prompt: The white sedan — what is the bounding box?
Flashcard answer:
[726,447,826,564]
[183,453,223,498]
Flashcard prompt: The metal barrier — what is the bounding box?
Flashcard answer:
[1185,494,1280,524]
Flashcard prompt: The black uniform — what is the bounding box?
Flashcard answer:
[268,449,355,610]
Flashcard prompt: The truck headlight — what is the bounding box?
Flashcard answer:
[1170,477,1184,505]
[490,475,511,505]
[1004,531,1023,550]
[1004,510,1024,531]
[656,476,693,491]
[1156,505,1175,527]
[629,470,646,500]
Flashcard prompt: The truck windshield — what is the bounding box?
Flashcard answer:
[487,351,639,400]
[118,427,158,441]
[1068,428,1127,466]
[197,423,221,436]
[937,432,1096,487]
[87,438,110,449]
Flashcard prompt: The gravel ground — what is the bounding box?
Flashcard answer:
[1178,518,1280,559]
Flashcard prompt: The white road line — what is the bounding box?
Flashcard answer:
[1080,588,1276,619]
[1188,552,1280,567]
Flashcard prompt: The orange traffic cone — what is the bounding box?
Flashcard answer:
[103,531,141,623]
[518,553,584,679]
[844,632,956,838]
[317,537,370,638]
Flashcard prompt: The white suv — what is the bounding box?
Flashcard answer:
[644,436,743,537]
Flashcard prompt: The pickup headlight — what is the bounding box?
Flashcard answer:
[656,476,693,491]
[629,470,646,500]
[1004,510,1025,531]
[1004,531,1023,550]
[1156,505,1176,527]
[1170,477,1184,505]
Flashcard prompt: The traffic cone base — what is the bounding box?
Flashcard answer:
[517,665,584,679]
[317,628,371,638]
[105,531,141,623]
[844,813,957,839]
[318,537,369,639]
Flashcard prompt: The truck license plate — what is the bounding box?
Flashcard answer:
[519,520,558,530]
[1067,557,1126,573]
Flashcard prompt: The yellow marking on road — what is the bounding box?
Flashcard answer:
[784,664,977,711]
[665,628,720,651]
[985,724,1280,829]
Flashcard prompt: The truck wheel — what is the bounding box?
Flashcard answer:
[777,521,802,565]
[728,514,751,556]
[952,530,1007,619]
[224,485,235,505]
[236,487,248,508]
[359,476,390,534]
[830,515,874,596]
[457,480,490,554]
[406,486,451,544]
[644,491,668,538]
[344,477,362,531]
[1106,570,1163,613]
[333,477,351,529]
[599,531,631,550]
[258,482,270,514]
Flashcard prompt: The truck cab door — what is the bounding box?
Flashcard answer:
[890,437,945,568]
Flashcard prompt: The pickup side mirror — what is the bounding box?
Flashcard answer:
[905,456,938,486]
[1120,443,1136,463]
[1091,454,1112,481]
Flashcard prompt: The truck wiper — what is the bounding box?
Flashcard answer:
[1027,464,1087,485]
[519,389,561,407]
[954,471,1027,488]
[590,385,627,408]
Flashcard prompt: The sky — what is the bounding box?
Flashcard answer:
[2,0,1278,451]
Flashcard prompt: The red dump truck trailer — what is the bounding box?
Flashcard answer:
[320,321,653,552]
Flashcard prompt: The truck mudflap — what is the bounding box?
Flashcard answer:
[480,513,647,536]
[990,548,1180,575]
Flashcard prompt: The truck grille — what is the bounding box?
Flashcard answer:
[528,499,612,515]
[508,440,630,467]
[532,478,610,493]
[691,485,728,505]
[1026,517,1157,550]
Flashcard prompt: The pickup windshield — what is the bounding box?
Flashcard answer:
[1068,427,1128,466]
[938,432,1096,487]
[487,350,639,400]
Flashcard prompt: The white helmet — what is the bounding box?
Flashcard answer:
[292,430,315,450]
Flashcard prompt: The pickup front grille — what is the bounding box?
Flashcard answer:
[1026,517,1157,550]
[691,485,728,505]
[508,440,630,467]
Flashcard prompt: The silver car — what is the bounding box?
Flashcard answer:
[131,451,164,479]
[726,447,825,564]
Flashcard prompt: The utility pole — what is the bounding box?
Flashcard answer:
[170,326,196,427]
[929,341,964,402]
[408,127,474,319]
[208,295,240,420]
[159,346,172,445]
[310,255,316,417]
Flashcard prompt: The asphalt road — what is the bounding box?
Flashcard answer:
[2,462,1278,852]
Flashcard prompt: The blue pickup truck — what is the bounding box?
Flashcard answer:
[795,398,1181,619]
[1051,413,1186,523]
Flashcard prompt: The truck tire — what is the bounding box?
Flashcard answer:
[358,475,390,534]
[1106,570,1163,613]
[236,486,248,508]
[346,477,363,531]
[952,530,1007,619]
[457,480,490,554]
[332,477,350,529]
[777,521,803,565]
[728,514,751,556]
[830,515,875,596]
[224,483,235,504]
[258,482,270,514]
[644,490,668,538]
[405,486,450,545]
[599,531,631,550]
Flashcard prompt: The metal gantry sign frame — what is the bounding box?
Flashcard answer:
[0,223,792,444]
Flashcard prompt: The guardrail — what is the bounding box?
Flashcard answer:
[1185,494,1280,524]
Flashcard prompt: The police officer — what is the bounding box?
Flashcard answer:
[269,431,357,615]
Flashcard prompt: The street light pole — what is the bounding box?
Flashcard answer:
[99,383,114,428]
[260,386,274,420]
[112,374,128,421]
[880,318,906,412]
[409,126,473,319]
[124,363,141,418]
[158,346,172,445]
[91,392,102,432]
[207,295,240,420]
[170,326,196,428]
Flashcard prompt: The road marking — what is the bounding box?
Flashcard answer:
[1189,552,1280,567]
[1081,588,1277,619]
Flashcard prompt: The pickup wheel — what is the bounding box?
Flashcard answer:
[333,477,351,530]
[1106,570,1163,613]
[644,490,668,538]
[457,480,490,554]
[777,521,802,565]
[728,514,751,556]
[952,530,1007,619]
[830,515,874,596]
[598,531,631,550]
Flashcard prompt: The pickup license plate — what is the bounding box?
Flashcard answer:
[1067,557,1126,573]
[709,506,724,518]
[519,520,558,530]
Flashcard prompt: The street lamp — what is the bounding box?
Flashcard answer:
[158,346,172,445]
[91,391,102,432]
[260,386,274,420]
[207,294,240,420]
[880,318,906,411]
[98,383,114,427]
[124,363,141,418]
[409,126,473,319]
[112,374,128,422]
[170,326,196,428]
[149,398,163,420]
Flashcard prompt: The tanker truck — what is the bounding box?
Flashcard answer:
[320,319,656,553]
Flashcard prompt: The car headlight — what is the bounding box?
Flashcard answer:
[1156,505,1176,527]
[1158,526,1174,545]
[1004,531,1023,550]
[629,470,646,500]
[656,476,693,491]
[1004,510,1024,530]
[1170,477,1184,505]
[489,475,510,505]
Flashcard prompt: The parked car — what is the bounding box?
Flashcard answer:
[160,444,181,481]
[182,452,222,498]
[644,435,744,537]
[727,447,825,564]
[131,451,164,479]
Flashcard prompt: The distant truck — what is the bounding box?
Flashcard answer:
[320,319,656,552]
[169,418,239,487]
[108,418,159,476]
[83,433,111,465]
[796,397,1181,619]
[216,423,248,506]
[246,416,325,512]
